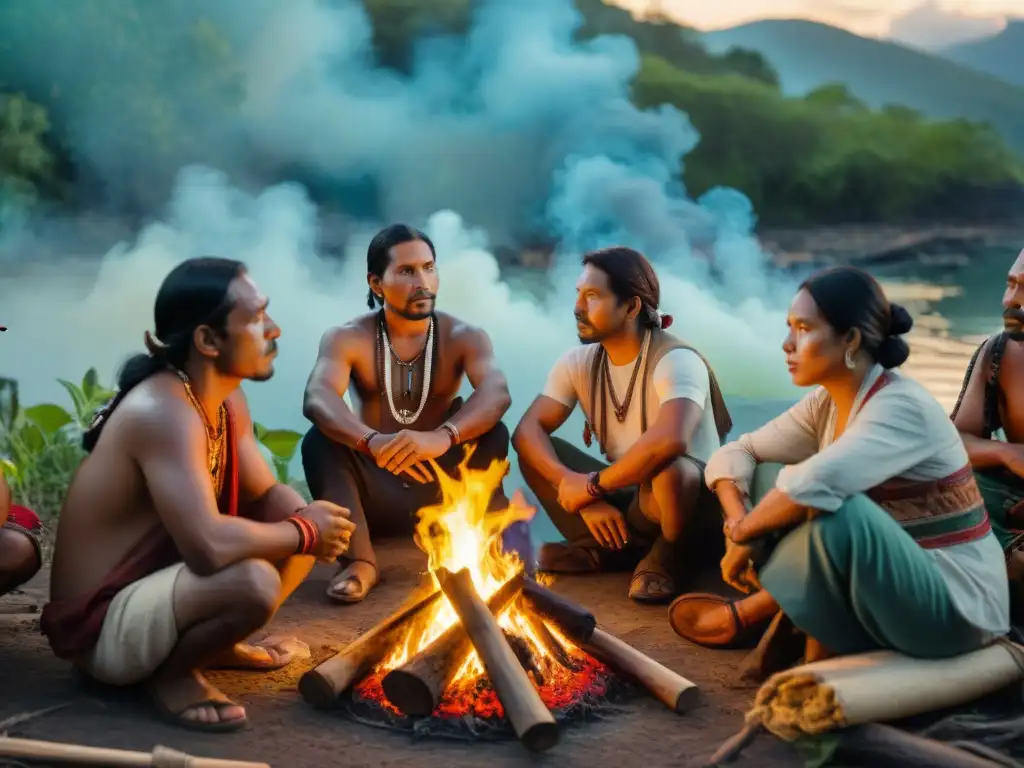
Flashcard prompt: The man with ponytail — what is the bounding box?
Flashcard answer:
[301,224,513,604]
[513,246,732,604]
[41,257,355,733]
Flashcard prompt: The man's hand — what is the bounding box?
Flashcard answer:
[580,502,628,550]
[299,500,356,561]
[721,540,760,594]
[369,432,438,483]
[1001,443,1024,478]
[557,471,596,514]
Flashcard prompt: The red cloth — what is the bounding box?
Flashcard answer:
[39,404,240,660]
[6,504,41,532]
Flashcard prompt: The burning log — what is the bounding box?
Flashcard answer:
[381,570,525,717]
[522,577,596,643]
[521,580,699,714]
[585,629,699,714]
[437,567,559,753]
[299,583,443,709]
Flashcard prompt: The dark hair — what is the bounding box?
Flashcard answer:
[800,266,914,369]
[82,256,246,452]
[581,246,663,328]
[366,224,436,309]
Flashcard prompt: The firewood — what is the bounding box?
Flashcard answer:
[0,737,270,767]
[521,578,596,643]
[298,583,442,708]
[584,628,699,714]
[437,567,559,753]
[381,570,525,717]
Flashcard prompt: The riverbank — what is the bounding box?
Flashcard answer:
[760,224,1024,269]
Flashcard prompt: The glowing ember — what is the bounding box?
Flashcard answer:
[369,447,614,718]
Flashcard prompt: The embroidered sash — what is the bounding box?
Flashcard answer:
[860,373,990,549]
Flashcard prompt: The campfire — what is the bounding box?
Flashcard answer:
[299,451,698,752]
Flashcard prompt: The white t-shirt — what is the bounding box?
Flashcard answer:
[542,344,721,464]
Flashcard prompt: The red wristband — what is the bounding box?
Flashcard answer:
[287,515,319,556]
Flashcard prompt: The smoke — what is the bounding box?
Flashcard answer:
[0,0,800,509]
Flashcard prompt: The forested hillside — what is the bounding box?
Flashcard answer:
[1,0,1021,228]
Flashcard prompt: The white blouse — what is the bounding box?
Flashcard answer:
[705,364,1009,638]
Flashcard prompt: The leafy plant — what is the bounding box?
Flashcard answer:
[253,422,304,486]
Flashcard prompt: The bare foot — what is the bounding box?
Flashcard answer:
[207,636,310,670]
[326,560,378,603]
[147,669,247,732]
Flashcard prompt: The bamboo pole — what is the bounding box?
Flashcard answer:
[0,738,270,767]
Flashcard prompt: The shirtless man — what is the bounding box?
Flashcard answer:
[0,471,43,598]
[302,223,512,603]
[512,247,732,603]
[40,257,354,732]
[952,247,1024,618]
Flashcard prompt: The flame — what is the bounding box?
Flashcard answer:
[370,447,609,715]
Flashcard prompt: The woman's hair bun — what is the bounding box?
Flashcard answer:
[888,302,913,335]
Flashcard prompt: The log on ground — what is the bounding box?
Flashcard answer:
[584,627,700,714]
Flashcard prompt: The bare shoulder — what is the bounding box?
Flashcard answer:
[317,314,377,357]
[112,374,206,456]
[442,312,491,349]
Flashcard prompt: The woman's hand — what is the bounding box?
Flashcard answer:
[721,540,760,594]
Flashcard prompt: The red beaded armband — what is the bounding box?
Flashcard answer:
[287,515,319,556]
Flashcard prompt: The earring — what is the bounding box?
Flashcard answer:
[844,348,855,370]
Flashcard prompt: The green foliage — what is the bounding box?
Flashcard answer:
[0,93,59,206]
[253,422,304,486]
[0,376,87,522]
[631,55,1024,224]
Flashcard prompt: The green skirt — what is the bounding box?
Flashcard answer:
[751,464,989,658]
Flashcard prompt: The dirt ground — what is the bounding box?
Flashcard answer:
[0,541,801,768]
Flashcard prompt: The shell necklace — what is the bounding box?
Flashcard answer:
[379,313,434,425]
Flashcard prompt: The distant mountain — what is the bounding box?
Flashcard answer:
[941,19,1024,88]
[701,19,1024,152]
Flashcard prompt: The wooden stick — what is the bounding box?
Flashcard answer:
[0,737,270,767]
[835,724,1006,768]
[703,723,763,766]
[584,628,699,714]
[298,583,442,708]
[438,568,559,753]
[521,578,596,643]
[381,570,525,717]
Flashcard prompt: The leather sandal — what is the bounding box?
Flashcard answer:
[668,592,770,650]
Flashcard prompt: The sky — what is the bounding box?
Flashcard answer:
[612,0,1018,48]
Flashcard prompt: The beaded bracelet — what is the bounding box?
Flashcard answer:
[286,514,320,556]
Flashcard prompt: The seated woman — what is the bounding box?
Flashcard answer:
[669,266,1010,662]
[1,470,43,598]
